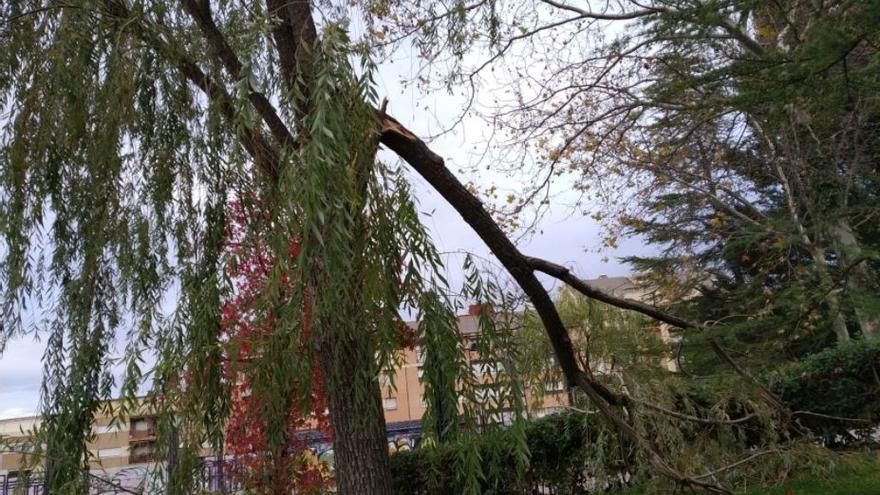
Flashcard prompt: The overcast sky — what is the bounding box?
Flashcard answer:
[0,33,648,421]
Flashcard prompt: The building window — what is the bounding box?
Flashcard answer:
[535,406,564,418]
[97,447,128,459]
[129,415,158,464]
[487,410,515,425]
[6,470,32,484]
[7,441,34,453]
[379,372,393,388]
[543,380,565,393]
[471,360,504,376]
[94,423,123,435]
[383,397,398,410]
[129,441,156,464]
[474,385,505,402]
[129,416,157,440]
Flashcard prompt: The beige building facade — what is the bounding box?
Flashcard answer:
[0,405,163,492]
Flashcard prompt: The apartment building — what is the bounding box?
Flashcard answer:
[379,303,569,430]
[0,404,166,493]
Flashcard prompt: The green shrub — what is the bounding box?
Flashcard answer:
[389,435,525,495]
[770,338,880,444]
[389,411,627,494]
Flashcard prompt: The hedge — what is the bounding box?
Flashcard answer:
[389,412,626,495]
[770,338,880,444]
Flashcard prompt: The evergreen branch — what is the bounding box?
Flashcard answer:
[707,339,792,420]
[675,338,694,378]
[715,17,765,56]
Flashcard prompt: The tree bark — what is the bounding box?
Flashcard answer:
[772,157,851,343]
[831,219,880,340]
[315,329,392,494]
[177,0,395,489]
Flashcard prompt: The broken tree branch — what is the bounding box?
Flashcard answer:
[378,111,730,493]
[527,256,700,329]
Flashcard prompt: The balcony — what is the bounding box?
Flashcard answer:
[0,474,42,495]
[128,440,158,464]
[128,415,158,442]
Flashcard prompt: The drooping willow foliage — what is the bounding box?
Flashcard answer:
[0,2,528,493]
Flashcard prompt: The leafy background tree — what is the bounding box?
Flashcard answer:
[220,200,331,494]
[368,0,879,350]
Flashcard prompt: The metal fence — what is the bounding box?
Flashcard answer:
[0,461,232,495]
[0,475,43,495]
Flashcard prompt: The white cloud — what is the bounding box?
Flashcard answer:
[0,336,44,418]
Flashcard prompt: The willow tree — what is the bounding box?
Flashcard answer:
[0,1,455,493]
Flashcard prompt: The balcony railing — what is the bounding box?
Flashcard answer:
[0,475,42,495]
[0,460,238,495]
[0,421,424,494]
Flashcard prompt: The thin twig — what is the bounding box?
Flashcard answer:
[640,401,758,425]
[694,450,779,481]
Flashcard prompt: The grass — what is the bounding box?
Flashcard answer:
[739,458,880,495]
[619,455,880,495]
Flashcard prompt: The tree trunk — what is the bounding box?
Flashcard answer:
[316,331,392,494]
[828,293,852,344]
[831,219,880,340]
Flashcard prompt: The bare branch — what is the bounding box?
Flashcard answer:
[694,449,779,481]
[639,401,758,425]
[526,256,700,329]
[538,0,661,20]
